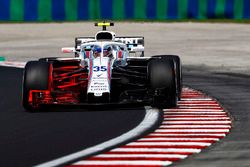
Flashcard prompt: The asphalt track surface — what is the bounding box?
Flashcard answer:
[1,65,249,167]
[0,23,250,166]
[0,66,149,167]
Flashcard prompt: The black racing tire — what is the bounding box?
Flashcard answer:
[148,58,178,108]
[22,61,50,111]
[152,55,182,100]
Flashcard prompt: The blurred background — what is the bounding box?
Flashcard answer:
[0,0,249,22]
[1,0,250,74]
[0,1,250,166]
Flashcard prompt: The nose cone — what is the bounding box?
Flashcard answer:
[87,57,111,99]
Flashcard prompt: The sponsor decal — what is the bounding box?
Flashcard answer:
[97,73,103,77]
[94,92,102,97]
[93,66,107,72]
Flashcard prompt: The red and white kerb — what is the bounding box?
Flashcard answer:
[68,87,232,167]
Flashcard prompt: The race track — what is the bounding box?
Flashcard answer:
[1,65,249,167]
[0,22,250,167]
[0,66,148,167]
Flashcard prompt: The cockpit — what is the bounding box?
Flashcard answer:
[80,43,127,60]
[92,45,113,58]
[80,44,114,59]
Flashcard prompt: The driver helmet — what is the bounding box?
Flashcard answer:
[93,46,102,58]
[103,46,113,58]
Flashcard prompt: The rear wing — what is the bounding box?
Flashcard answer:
[75,37,95,52]
[115,36,144,51]
[75,36,145,57]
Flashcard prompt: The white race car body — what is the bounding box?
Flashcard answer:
[22,22,181,111]
[62,31,144,99]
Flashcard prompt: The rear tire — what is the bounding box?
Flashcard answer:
[22,61,50,111]
[148,58,177,108]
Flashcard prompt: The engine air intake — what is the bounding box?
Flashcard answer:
[96,32,113,41]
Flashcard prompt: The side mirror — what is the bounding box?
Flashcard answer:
[62,47,76,53]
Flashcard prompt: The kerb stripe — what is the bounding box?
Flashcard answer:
[66,87,231,166]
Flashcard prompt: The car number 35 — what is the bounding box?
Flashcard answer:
[93,66,107,72]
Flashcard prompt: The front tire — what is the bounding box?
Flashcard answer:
[148,58,177,108]
[22,61,50,111]
[152,55,182,100]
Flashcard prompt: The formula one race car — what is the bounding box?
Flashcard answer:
[22,22,182,111]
